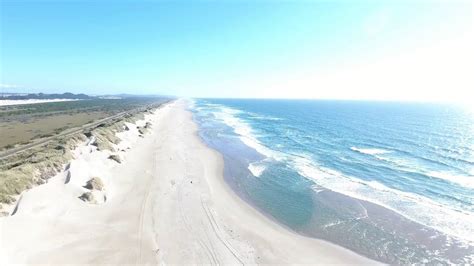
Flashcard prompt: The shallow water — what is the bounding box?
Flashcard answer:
[191,99,474,264]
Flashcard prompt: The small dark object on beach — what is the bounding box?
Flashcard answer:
[84,177,104,191]
[108,154,121,163]
[54,145,65,150]
[78,192,96,203]
[65,171,71,184]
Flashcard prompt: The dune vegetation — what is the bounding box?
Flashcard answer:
[0,101,167,214]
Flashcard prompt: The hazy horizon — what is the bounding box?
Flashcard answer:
[1,0,472,102]
[0,91,471,104]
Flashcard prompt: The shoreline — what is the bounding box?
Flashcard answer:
[192,98,474,264]
[215,136,474,263]
[0,99,376,264]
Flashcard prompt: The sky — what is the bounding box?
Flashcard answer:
[0,0,472,101]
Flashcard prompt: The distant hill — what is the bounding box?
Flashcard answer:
[1,92,175,100]
[0,92,93,100]
[101,93,174,99]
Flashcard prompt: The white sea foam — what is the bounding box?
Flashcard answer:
[186,98,196,110]
[426,171,474,189]
[248,162,266,177]
[350,147,391,155]
[252,116,281,121]
[194,100,474,244]
[372,155,429,179]
[196,102,274,178]
[248,112,282,121]
[373,154,474,189]
[209,104,285,161]
[292,155,474,243]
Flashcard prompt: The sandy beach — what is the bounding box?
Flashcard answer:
[0,99,375,264]
[0,99,80,106]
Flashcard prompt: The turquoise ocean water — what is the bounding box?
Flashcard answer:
[191,99,474,264]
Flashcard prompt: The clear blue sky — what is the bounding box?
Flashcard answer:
[0,0,472,100]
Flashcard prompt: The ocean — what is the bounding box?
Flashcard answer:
[190,99,474,264]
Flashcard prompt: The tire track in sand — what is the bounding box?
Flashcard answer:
[136,122,160,265]
[177,152,220,265]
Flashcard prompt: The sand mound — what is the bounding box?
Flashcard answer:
[108,155,121,164]
[78,190,106,204]
[78,192,96,204]
[83,177,104,191]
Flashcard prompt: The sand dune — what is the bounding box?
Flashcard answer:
[0,99,79,106]
[0,100,376,264]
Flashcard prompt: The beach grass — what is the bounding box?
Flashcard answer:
[0,101,166,211]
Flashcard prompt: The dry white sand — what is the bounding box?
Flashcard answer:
[0,99,79,106]
[0,100,377,265]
